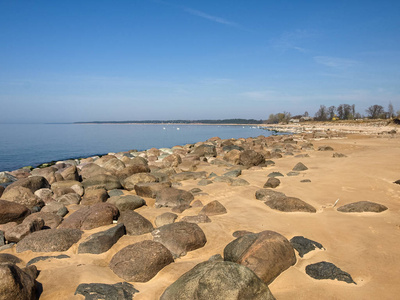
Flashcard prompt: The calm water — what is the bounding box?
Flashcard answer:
[0,123,274,171]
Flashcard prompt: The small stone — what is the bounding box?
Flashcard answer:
[306,261,356,284]
[267,172,284,178]
[292,162,308,171]
[264,178,280,188]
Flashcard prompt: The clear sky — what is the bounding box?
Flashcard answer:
[1,0,399,123]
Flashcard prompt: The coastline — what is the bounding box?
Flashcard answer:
[0,123,399,299]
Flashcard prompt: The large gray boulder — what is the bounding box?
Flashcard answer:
[255,189,286,202]
[78,223,125,254]
[265,197,316,213]
[75,282,138,300]
[117,211,154,236]
[160,261,275,300]
[152,222,207,258]
[107,194,146,211]
[134,182,172,198]
[337,201,388,213]
[155,187,194,208]
[109,240,174,282]
[192,144,217,157]
[16,228,82,253]
[199,200,227,216]
[81,174,122,191]
[224,230,296,284]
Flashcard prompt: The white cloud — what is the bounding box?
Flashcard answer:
[314,56,359,68]
[184,8,239,27]
[272,29,315,53]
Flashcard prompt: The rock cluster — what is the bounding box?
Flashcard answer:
[0,134,364,298]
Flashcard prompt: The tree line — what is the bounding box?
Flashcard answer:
[267,102,398,124]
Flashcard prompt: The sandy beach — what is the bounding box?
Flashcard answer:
[1,122,400,300]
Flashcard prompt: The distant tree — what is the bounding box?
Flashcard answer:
[337,105,344,120]
[388,102,395,118]
[351,104,356,118]
[314,105,328,121]
[354,112,362,119]
[327,106,336,120]
[267,112,291,124]
[303,111,309,117]
[366,105,385,119]
[397,110,400,118]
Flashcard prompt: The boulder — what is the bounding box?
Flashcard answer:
[5,217,44,243]
[337,201,388,213]
[81,174,122,191]
[51,180,84,196]
[333,152,347,158]
[117,211,154,236]
[223,169,242,178]
[33,188,54,204]
[290,236,324,257]
[0,263,39,300]
[292,162,308,171]
[181,215,212,224]
[107,194,146,211]
[121,173,157,191]
[109,240,174,282]
[94,155,118,167]
[199,200,227,216]
[267,172,284,178]
[4,176,50,194]
[163,154,182,168]
[197,179,213,186]
[231,178,250,186]
[55,193,81,205]
[223,149,242,165]
[79,163,108,180]
[41,202,68,217]
[263,177,280,188]
[155,212,178,227]
[16,228,82,253]
[0,200,30,224]
[318,145,334,151]
[75,282,138,300]
[78,223,125,254]
[152,222,207,258]
[305,261,356,284]
[134,182,172,198]
[115,165,150,181]
[224,230,296,284]
[192,144,217,157]
[255,189,286,202]
[265,197,316,213]
[171,171,207,182]
[1,186,44,210]
[102,158,126,173]
[23,212,62,229]
[81,188,109,205]
[155,187,194,208]
[61,165,80,181]
[239,150,265,167]
[0,186,4,198]
[0,172,18,185]
[58,203,119,230]
[232,230,254,238]
[160,261,275,300]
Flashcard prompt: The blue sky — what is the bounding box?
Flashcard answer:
[1,0,399,123]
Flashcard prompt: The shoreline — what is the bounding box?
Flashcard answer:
[1,123,399,299]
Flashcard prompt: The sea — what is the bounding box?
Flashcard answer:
[0,123,277,172]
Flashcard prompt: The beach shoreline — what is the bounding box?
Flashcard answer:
[1,122,399,299]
